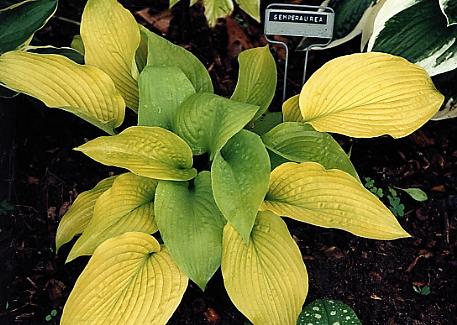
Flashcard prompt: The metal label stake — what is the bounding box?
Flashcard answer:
[264,4,335,101]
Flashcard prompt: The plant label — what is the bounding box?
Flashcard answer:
[265,7,334,38]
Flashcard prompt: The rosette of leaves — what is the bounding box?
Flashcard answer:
[168,0,260,27]
[312,0,457,77]
[0,0,445,323]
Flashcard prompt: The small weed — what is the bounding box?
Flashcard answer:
[387,187,405,218]
[0,200,14,215]
[45,309,58,322]
[413,285,431,296]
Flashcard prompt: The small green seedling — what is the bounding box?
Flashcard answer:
[387,188,405,218]
[45,309,58,321]
[395,187,428,202]
[297,299,361,325]
[413,285,431,296]
[364,177,384,198]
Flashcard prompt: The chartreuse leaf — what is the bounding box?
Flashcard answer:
[368,0,457,76]
[0,0,57,53]
[174,93,258,158]
[249,111,282,136]
[70,35,84,55]
[235,0,260,22]
[297,299,361,325]
[61,232,188,324]
[135,26,148,72]
[261,162,411,240]
[0,52,125,135]
[144,27,213,93]
[222,211,308,325]
[56,175,117,252]
[212,130,270,241]
[75,126,197,181]
[155,171,225,290]
[81,0,140,110]
[396,187,428,202]
[440,0,457,25]
[300,52,444,138]
[282,94,302,122]
[262,122,359,180]
[231,46,277,119]
[203,0,233,26]
[138,66,195,129]
[67,173,158,262]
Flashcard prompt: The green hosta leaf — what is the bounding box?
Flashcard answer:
[155,171,225,290]
[70,35,84,55]
[174,93,258,158]
[249,111,282,136]
[297,299,361,325]
[61,233,188,324]
[222,211,308,325]
[262,162,411,240]
[235,0,260,22]
[262,122,359,180]
[212,130,270,241]
[75,126,197,181]
[66,173,158,262]
[56,175,117,252]
[397,187,428,202]
[440,0,457,26]
[330,0,374,40]
[135,27,148,72]
[0,0,57,54]
[145,27,213,93]
[138,66,195,129]
[27,46,84,64]
[368,0,457,76]
[231,46,277,119]
[203,0,233,27]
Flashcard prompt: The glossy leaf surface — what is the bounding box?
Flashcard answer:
[297,299,361,325]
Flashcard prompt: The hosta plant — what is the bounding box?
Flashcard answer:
[311,0,457,77]
[0,0,445,324]
[167,0,260,27]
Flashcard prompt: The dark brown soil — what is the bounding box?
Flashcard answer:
[0,1,456,324]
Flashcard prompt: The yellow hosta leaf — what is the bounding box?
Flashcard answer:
[0,51,125,134]
[222,211,308,325]
[299,52,444,138]
[55,175,116,252]
[66,173,158,262]
[81,0,140,110]
[75,126,197,181]
[261,162,411,240]
[282,94,303,122]
[61,232,188,324]
[203,0,233,26]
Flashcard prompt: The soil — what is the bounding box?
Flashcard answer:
[0,0,456,324]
